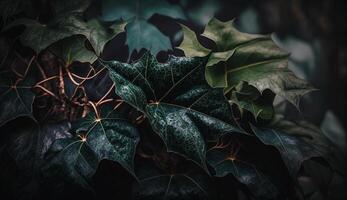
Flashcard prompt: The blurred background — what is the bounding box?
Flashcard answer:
[1,0,347,199]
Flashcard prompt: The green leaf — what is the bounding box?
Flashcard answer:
[271,118,347,174]
[49,35,98,64]
[0,120,72,199]
[44,111,139,188]
[207,149,279,199]
[177,24,210,57]
[86,19,126,56]
[101,0,185,55]
[6,15,125,56]
[0,73,35,126]
[251,118,347,177]
[229,82,275,120]
[101,0,185,21]
[5,15,89,53]
[178,18,315,108]
[103,53,244,169]
[126,20,171,56]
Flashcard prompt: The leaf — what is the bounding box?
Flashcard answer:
[5,14,125,56]
[133,157,211,200]
[101,0,185,21]
[207,149,279,199]
[126,20,171,56]
[0,120,72,199]
[103,53,244,169]
[85,19,126,56]
[273,118,347,174]
[251,118,347,177]
[49,35,98,64]
[320,110,347,154]
[5,15,89,53]
[178,18,315,108]
[101,0,185,55]
[43,110,140,189]
[0,73,35,126]
[229,82,275,120]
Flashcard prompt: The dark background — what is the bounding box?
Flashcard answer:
[1,0,347,199]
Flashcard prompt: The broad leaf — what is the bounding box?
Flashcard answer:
[5,15,89,53]
[85,19,126,56]
[0,120,72,199]
[272,118,347,174]
[6,14,125,56]
[251,118,347,177]
[49,35,98,64]
[228,82,275,120]
[43,110,139,188]
[178,18,315,108]
[101,0,185,55]
[104,53,244,169]
[126,20,171,56]
[207,149,279,199]
[0,73,35,126]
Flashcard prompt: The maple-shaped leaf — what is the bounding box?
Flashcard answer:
[103,53,244,170]
[178,18,315,108]
[228,82,275,120]
[207,148,279,199]
[101,0,185,55]
[0,72,35,126]
[5,12,125,57]
[133,157,212,200]
[48,35,98,64]
[43,108,139,189]
[251,117,347,177]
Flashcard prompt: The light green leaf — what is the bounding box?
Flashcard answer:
[229,82,275,120]
[178,18,315,108]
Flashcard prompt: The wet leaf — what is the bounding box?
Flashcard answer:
[104,53,244,169]
[43,110,140,188]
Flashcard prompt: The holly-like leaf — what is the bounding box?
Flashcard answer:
[207,149,279,199]
[178,18,315,108]
[251,118,347,177]
[0,73,35,126]
[103,53,244,169]
[43,109,140,188]
[133,157,211,200]
[228,82,275,120]
[101,0,185,55]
